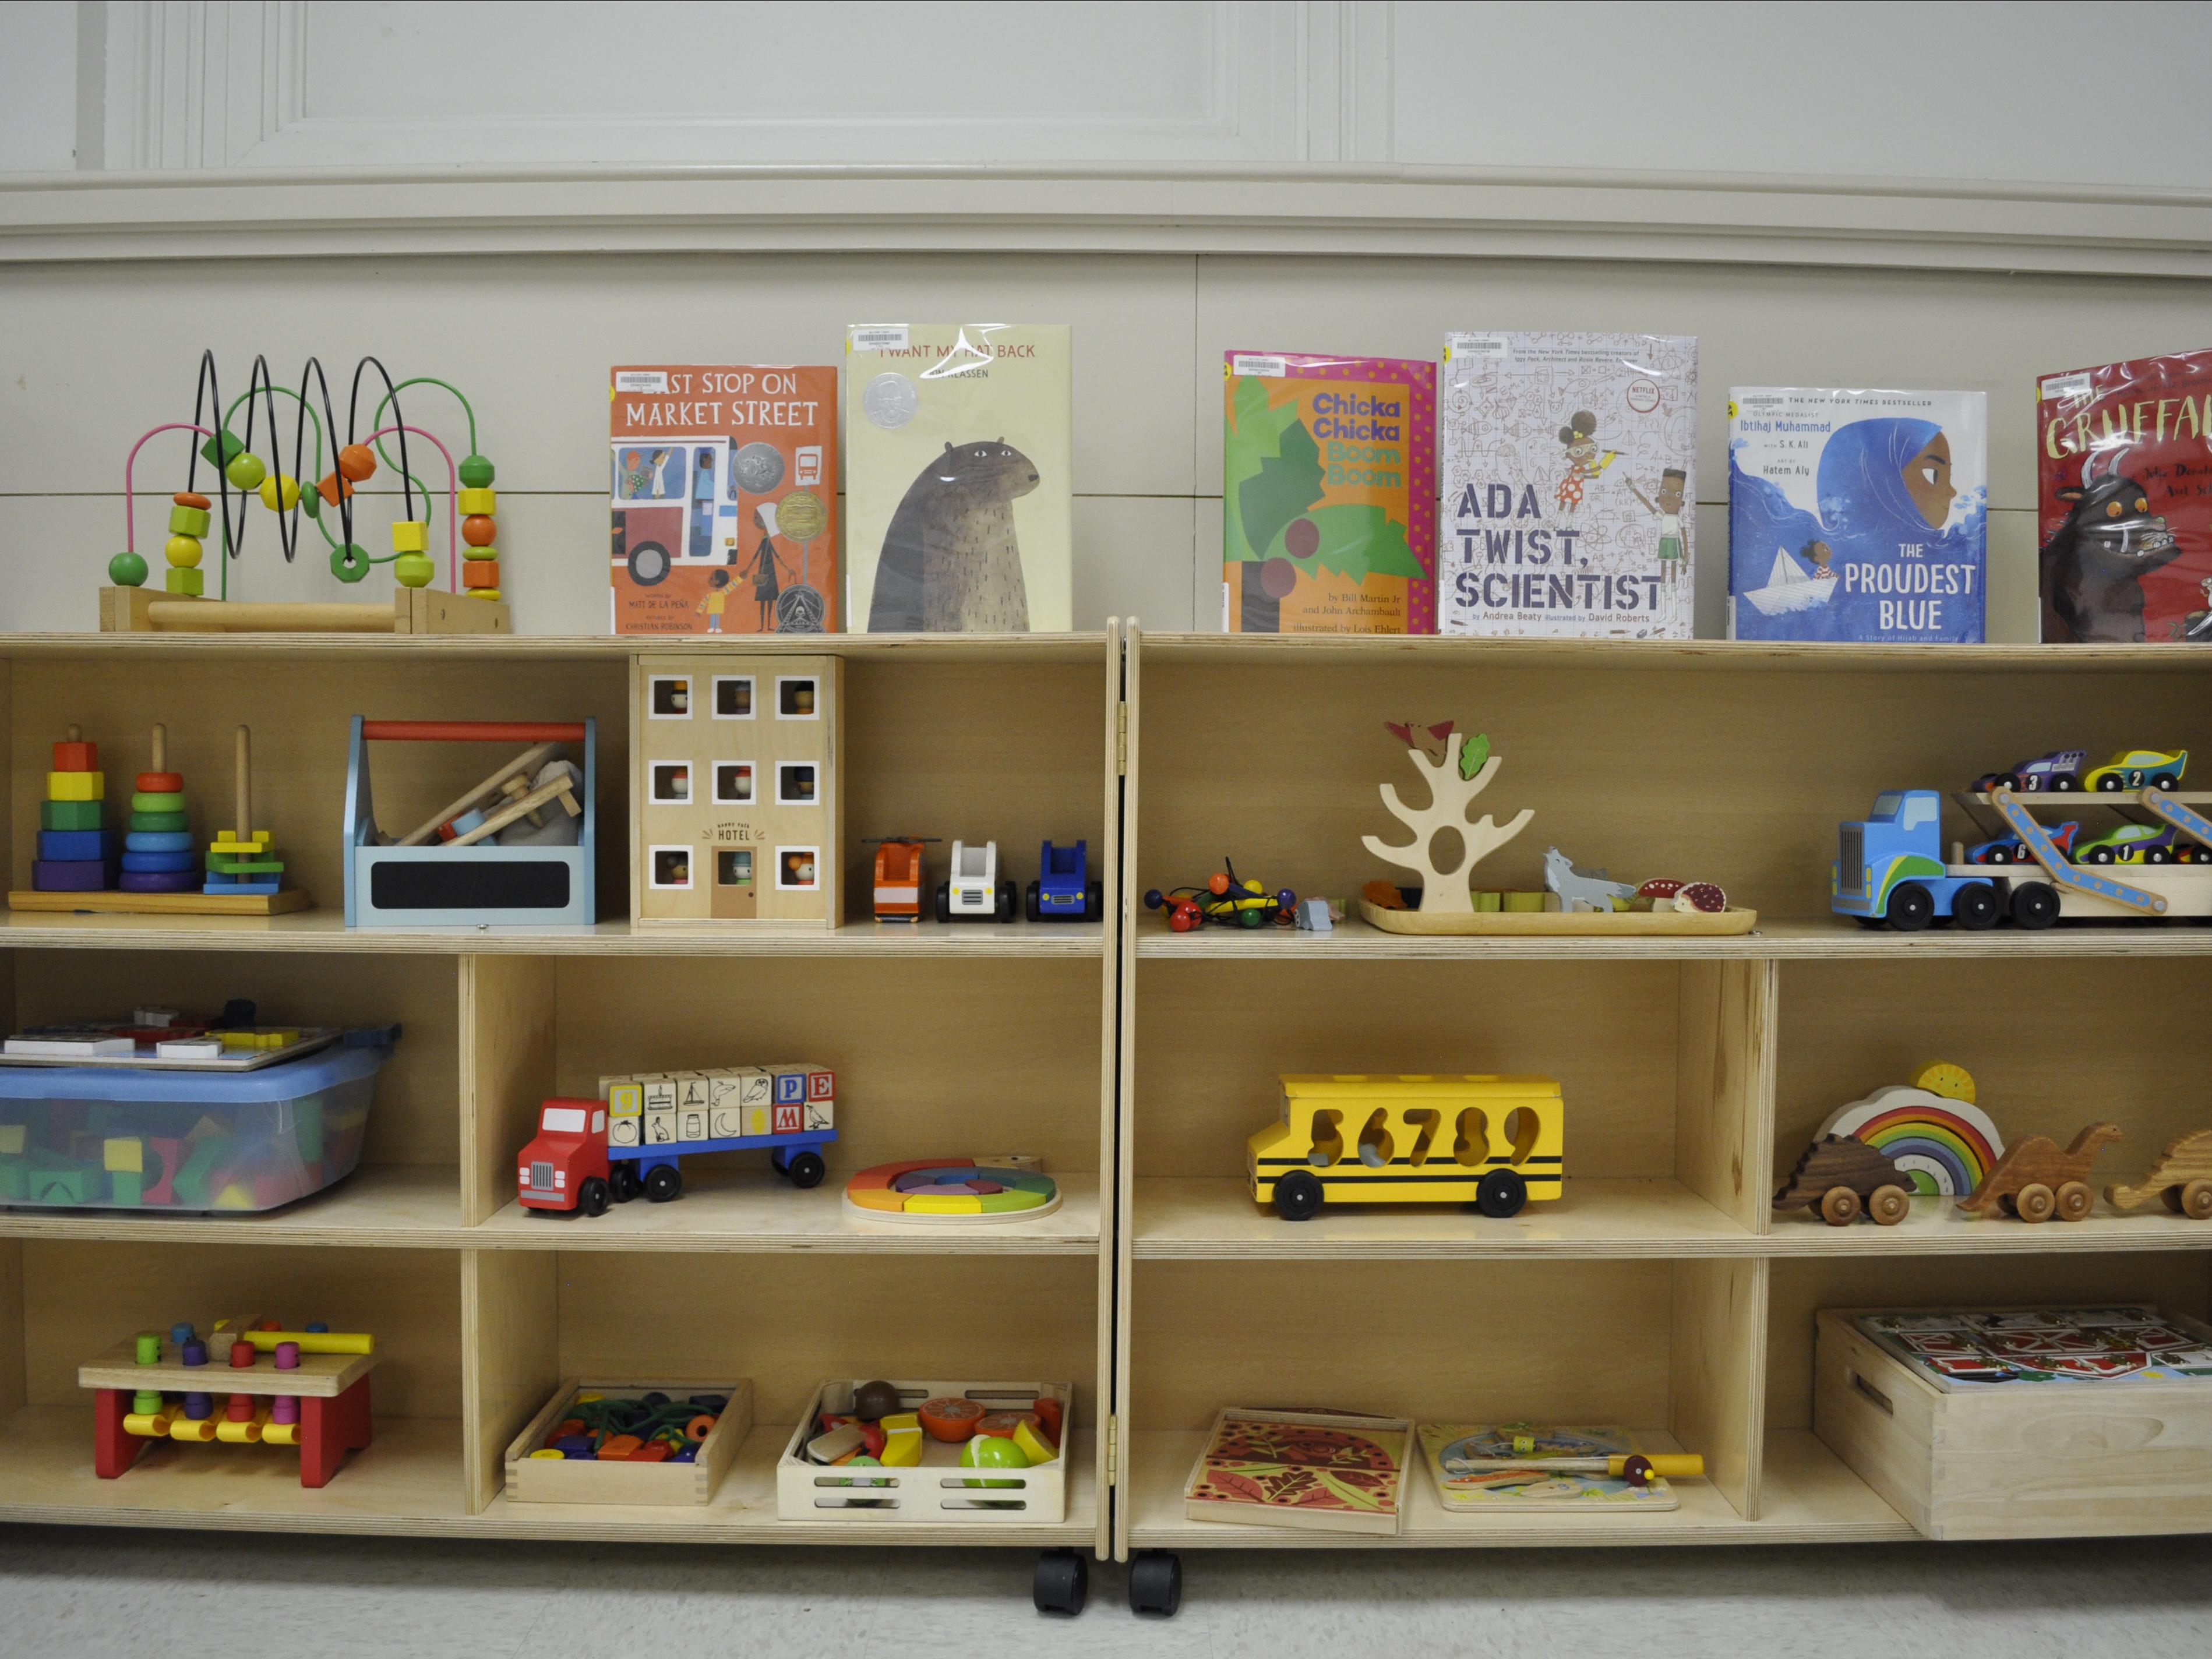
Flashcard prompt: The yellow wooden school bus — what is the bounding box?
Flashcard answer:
[1248,1074,1564,1222]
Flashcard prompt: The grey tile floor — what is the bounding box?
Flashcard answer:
[2,1524,2208,1657]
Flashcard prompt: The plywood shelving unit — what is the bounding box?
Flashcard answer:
[1112,624,2212,1565]
[4,623,2211,1592]
[0,627,1121,1562]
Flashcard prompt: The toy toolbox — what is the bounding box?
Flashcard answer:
[1815,1307,2212,1539]
[0,1033,395,1212]
[777,1379,1074,1524]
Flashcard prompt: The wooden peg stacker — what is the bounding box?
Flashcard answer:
[204,725,287,897]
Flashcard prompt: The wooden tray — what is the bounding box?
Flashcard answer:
[1358,899,1758,937]
[503,1377,751,1505]
[8,888,311,917]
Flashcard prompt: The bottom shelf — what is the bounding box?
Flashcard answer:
[1124,1427,1914,1548]
[0,1407,1096,1546]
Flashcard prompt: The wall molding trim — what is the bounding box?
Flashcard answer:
[6,161,2212,277]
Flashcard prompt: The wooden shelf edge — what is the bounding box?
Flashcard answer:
[1136,634,2212,673]
[0,631,1112,664]
[0,1164,463,1248]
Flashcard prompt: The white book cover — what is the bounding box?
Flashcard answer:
[1728,387,1987,643]
[1438,333,1698,638]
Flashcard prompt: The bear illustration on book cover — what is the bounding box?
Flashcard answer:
[2037,351,2212,643]
[845,324,1073,633]
[1437,333,1697,638]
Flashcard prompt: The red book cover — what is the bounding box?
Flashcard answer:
[609,366,839,635]
[2037,351,2212,643]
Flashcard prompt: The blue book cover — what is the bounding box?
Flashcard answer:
[1728,389,1987,642]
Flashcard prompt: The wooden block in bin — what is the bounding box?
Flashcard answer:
[504,1378,751,1506]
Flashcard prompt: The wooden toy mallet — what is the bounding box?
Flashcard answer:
[396,742,562,848]
[1447,1450,1703,1486]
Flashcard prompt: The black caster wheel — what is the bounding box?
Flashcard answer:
[1032,1548,1088,1615]
[1128,1550,1181,1616]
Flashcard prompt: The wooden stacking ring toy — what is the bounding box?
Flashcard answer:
[842,1160,1060,1224]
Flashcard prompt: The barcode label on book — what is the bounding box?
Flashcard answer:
[1447,334,1509,359]
[613,371,668,393]
[849,326,909,353]
[2041,372,2093,401]
[1231,355,1286,377]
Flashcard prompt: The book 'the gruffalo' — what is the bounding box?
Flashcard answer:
[845,323,1073,633]
[608,365,839,636]
[1221,352,1437,633]
[2037,351,2212,643]
[1438,332,1698,638]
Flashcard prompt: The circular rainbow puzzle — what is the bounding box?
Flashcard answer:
[1818,1076,2005,1197]
[843,1160,1060,1224]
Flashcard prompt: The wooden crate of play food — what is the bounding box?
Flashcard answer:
[503,1378,751,1505]
[1815,1307,2212,1540]
[775,1379,1073,1524]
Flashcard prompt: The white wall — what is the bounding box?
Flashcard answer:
[3,3,2210,640]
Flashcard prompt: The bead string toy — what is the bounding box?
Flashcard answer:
[531,1389,726,1463]
[108,351,500,605]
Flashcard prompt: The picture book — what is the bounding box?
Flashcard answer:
[844,323,1073,633]
[1417,1422,1679,1512]
[1728,389,1987,643]
[1221,352,1437,633]
[1181,1407,1412,1535]
[1437,332,1698,638]
[608,366,839,637]
[1856,1307,2212,1390]
[2037,350,2212,642]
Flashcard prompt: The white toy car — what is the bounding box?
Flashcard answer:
[936,839,1017,923]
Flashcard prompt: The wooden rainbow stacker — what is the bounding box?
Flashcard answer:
[82,1318,378,1489]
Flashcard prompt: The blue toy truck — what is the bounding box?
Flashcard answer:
[1026,840,1103,922]
[1832,789,2056,931]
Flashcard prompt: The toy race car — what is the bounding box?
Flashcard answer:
[2077,823,2206,864]
[1967,821,2080,864]
[864,836,939,921]
[2084,748,2188,792]
[1145,859,1295,931]
[936,839,1017,923]
[1026,839,1103,922]
[1973,750,2087,793]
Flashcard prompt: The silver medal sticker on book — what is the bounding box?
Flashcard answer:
[1438,332,1698,639]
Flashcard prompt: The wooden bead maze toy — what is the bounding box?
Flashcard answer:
[11,723,311,916]
[101,351,510,635]
[83,1317,379,1488]
[345,719,595,927]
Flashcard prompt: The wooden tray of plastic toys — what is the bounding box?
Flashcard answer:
[503,1378,752,1505]
[1358,886,1759,938]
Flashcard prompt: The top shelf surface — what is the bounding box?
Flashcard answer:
[0,630,1110,664]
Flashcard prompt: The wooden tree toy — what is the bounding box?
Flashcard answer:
[2106,1129,2212,1219]
[31,726,115,893]
[118,724,202,895]
[1363,723,1532,914]
[204,726,287,898]
[1958,1123,2123,1223]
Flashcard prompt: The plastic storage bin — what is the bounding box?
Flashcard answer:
[0,1037,394,1212]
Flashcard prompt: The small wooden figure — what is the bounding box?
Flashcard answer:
[2106,1128,2212,1220]
[1774,1135,1914,1226]
[1958,1123,2123,1223]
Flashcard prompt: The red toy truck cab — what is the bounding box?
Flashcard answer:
[518,1098,615,1216]
[872,839,927,920]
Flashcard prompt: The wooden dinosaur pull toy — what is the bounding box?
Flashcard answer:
[1959,1122,2122,1223]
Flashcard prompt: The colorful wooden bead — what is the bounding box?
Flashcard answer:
[129,811,190,833]
[108,551,149,587]
[131,791,186,814]
[316,472,355,507]
[174,491,211,510]
[330,543,370,583]
[168,503,210,536]
[393,552,436,588]
[164,533,203,567]
[463,559,500,587]
[337,443,378,482]
[198,429,244,467]
[457,488,496,515]
[258,473,301,512]
[52,740,97,771]
[460,454,495,488]
[224,451,267,490]
[470,588,502,602]
[47,770,103,802]
[43,799,104,831]
[165,567,204,597]
[391,519,428,553]
[136,771,182,792]
[462,514,496,547]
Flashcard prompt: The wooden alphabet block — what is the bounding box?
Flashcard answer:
[742,1104,770,1138]
[643,1078,678,1114]
[606,1081,643,1119]
[735,1067,771,1106]
[677,1108,708,1142]
[772,1103,802,1135]
[805,1101,834,1132]
[608,1115,640,1148]
[643,1110,677,1146]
